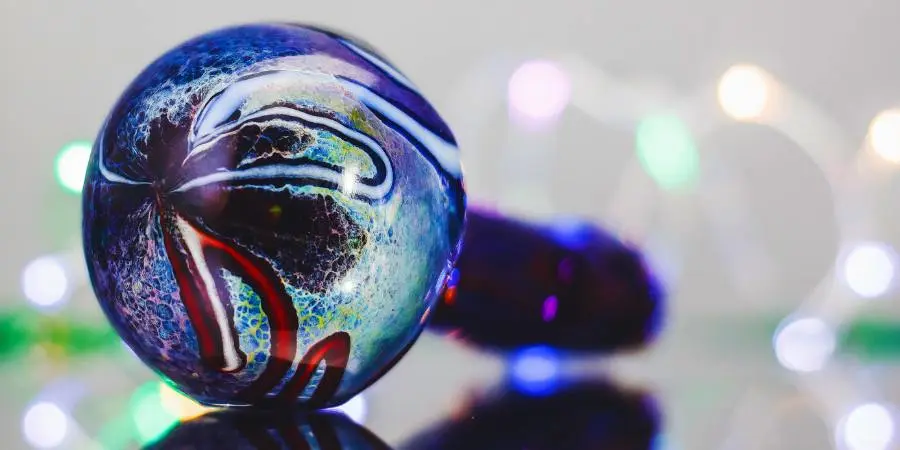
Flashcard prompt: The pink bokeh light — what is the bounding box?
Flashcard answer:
[507,60,572,122]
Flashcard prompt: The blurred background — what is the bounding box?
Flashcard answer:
[4,0,900,448]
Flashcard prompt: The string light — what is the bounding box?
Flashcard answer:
[773,317,835,373]
[21,256,70,309]
[507,60,571,122]
[54,140,92,194]
[717,64,771,121]
[868,109,900,164]
[635,114,700,191]
[839,403,894,450]
[22,402,68,449]
[843,243,897,299]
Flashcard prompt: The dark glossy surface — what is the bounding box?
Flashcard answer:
[402,379,659,450]
[148,379,657,450]
[82,23,465,408]
[149,410,391,450]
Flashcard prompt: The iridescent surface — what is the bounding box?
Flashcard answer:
[82,23,465,408]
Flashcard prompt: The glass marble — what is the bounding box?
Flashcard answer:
[82,23,465,408]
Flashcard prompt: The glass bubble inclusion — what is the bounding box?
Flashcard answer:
[82,23,466,408]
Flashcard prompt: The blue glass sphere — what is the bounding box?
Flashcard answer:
[82,23,465,408]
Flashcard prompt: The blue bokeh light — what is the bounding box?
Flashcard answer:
[509,346,561,396]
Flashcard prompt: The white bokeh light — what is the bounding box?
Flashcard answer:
[21,256,70,308]
[773,317,835,373]
[22,402,68,449]
[869,109,900,163]
[840,403,894,450]
[843,243,897,298]
[717,64,771,121]
[507,60,571,122]
[54,141,92,194]
[326,393,368,425]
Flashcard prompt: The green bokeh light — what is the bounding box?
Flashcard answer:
[130,381,178,445]
[840,319,900,360]
[0,309,34,359]
[635,114,700,191]
[0,309,120,362]
[54,140,92,194]
[97,415,137,450]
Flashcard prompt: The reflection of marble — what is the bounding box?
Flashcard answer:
[400,379,659,450]
[147,409,391,450]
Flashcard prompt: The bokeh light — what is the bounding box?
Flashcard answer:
[130,382,178,445]
[868,109,900,164]
[635,114,700,191]
[54,140,92,194]
[22,402,68,449]
[21,255,70,309]
[717,64,771,121]
[326,393,368,425]
[843,243,897,298]
[773,317,835,373]
[159,382,209,421]
[839,403,894,450]
[507,60,571,122]
[510,346,560,396]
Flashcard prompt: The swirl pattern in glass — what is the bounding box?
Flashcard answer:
[82,23,465,408]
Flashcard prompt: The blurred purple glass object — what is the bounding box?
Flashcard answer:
[429,207,665,352]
